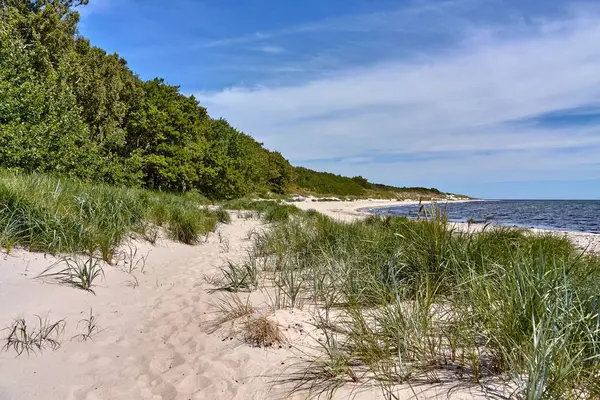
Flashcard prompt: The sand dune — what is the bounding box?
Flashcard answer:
[0,204,563,399]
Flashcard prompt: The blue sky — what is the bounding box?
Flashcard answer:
[79,0,600,199]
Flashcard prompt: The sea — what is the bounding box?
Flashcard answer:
[368,200,600,234]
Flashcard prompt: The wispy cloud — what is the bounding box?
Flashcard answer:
[201,32,271,49]
[255,45,285,54]
[197,0,475,49]
[197,5,600,192]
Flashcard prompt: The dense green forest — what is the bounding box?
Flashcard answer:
[292,167,452,198]
[0,0,450,200]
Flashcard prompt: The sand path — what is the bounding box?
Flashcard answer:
[0,217,304,400]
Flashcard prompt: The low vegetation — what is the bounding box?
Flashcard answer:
[292,167,461,199]
[209,294,285,348]
[221,198,301,223]
[208,294,256,334]
[0,170,226,259]
[219,206,600,399]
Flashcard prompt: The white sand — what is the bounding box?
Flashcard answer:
[0,218,302,400]
[2,200,594,399]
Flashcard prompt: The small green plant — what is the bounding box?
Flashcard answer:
[36,254,105,294]
[120,241,149,274]
[273,261,306,310]
[167,209,203,244]
[2,315,65,356]
[246,227,260,241]
[71,308,101,342]
[217,259,259,292]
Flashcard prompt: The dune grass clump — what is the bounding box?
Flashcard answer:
[231,206,600,398]
[221,198,300,223]
[2,315,65,356]
[36,255,105,294]
[217,259,260,292]
[243,315,286,348]
[214,207,232,224]
[208,295,286,348]
[0,170,226,259]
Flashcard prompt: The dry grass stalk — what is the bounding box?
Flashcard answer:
[243,315,286,348]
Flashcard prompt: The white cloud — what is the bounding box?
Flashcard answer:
[196,7,600,189]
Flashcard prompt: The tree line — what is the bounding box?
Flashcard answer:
[0,0,445,199]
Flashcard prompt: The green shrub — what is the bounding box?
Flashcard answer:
[214,207,232,224]
[263,204,299,223]
[221,199,301,223]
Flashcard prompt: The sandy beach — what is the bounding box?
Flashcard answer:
[4,1,600,398]
[1,201,597,400]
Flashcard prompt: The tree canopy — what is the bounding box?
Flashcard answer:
[0,0,294,199]
[0,0,447,199]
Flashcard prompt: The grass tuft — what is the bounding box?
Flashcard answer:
[208,294,256,334]
[243,315,286,348]
[221,198,300,223]
[2,315,65,356]
[217,259,259,292]
[36,254,105,294]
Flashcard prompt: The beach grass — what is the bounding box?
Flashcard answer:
[232,205,600,398]
[221,198,300,223]
[2,315,66,356]
[0,170,226,260]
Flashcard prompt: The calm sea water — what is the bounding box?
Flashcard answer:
[369,200,600,234]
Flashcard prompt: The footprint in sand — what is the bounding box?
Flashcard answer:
[95,334,125,347]
[93,356,113,368]
[151,381,178,399]
[67,351,91,364]
[148,352,184,375]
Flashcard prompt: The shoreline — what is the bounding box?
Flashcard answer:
[292,198,600,253]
